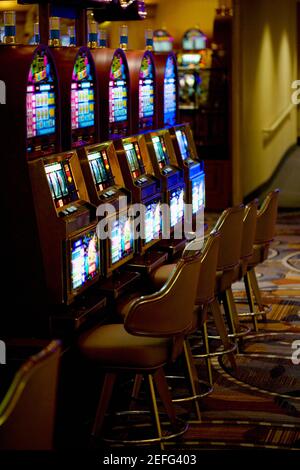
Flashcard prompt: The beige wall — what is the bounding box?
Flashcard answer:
[236,0,297,197]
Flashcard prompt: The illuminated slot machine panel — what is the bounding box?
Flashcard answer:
[109,52,129,139]
[29,150,99,305]
[163,55,177,127]
[169,124,205,213]
[67,227,101,301]
[113,136,162,254]
[71,50,96,148]
[77,141,134,275]
[26,49,58,159]
[144,129,184,231]
[139,54,155,131]
[107,212,135,272]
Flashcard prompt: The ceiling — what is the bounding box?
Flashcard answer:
[0,1,160,12]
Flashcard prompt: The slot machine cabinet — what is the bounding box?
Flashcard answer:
[126,50,156,134]
[113,136,168,273]
[77,142,140,298]
[143,129,186,256]
[169,123,205,227]
[90,48,130,142]
[0,45,61,333]
[50,46,99,150]
[28,150,101,306]
[153,52,178,128]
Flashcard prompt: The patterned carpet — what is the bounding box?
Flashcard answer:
[180,211,300,450]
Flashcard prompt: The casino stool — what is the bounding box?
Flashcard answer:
[243,189,280,322]
[78,252,202,449]
[210,204,251,346]
[232,200,259,331]
[0,340,61,450]
[151,232,237,388]
[118,239,220,421]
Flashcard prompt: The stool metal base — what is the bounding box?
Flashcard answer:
[208,323,251,340]
[192,341,237,358]
[166,375,213,402]
[102,411,188,446]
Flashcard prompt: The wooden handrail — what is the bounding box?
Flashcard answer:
[262,103,295,137]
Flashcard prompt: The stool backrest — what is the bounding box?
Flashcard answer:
[125,253,202,338]
[0,340,61,450]
[213,205,244,271]
[255,189,279,244]
[190,231,220,305]
[241,199,258,261]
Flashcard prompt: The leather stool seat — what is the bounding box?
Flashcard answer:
[80,324,171,369]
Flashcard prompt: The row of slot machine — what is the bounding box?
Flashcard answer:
[0,18,205,339]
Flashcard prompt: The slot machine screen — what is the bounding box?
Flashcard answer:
[170,187,184,227]
[70,228,100,293]
[182,29,207,51]
[109,52,128,135]
[110,213,134,266]
[151,135,169,169]
[144,199,162,245]
[175,129,190,161]
[71,51,95,135]
[124,141,144,179]
[153,29,173,53]
[139,54,155,129]
[164,55,177,126]
[45,159,78,208]
[192,174,205,214]
[88,148,113,191]
[27,50,56,142]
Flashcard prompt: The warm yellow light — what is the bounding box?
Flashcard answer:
[0,1,29,11]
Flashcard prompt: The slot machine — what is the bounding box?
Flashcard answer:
[28,150,101,307]
[49,44,99,150]
[91,47,130,141]
[0,42,62,333]
[153,52,178,128]
[177,28,210,110]
[126,49,157,134]
[113,136,168,273]
[143,129,186,255]
[169,123,205,224]
[77,141,140,297]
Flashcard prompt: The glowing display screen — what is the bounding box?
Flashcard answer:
[71,229,100,291]
[109,53,128,124]
[152,135,169,169]
[164,55,177,126]
[139,54,155,129]
[88,149,112,191]
[182,29,207,51]
[192,173,205,214]
[170,187,184,227]
[124,141,144,179]
[144,199,162,244]
[175,129,190,160]
[71,51,95,131]
[110,214,134,265]
[27,50,56,138]
[45,159,78,208]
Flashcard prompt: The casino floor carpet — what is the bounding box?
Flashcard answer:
[97,211,300,451]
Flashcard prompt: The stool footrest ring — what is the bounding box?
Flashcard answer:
[192,341,237,358]
[165,375,213,401]
[101,411,188,445]
[208,324,251,340]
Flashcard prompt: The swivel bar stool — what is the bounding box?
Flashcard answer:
[151,232,237,387]
[243,189,279,321]
[78,251,202,449]
[212,204,249,342]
